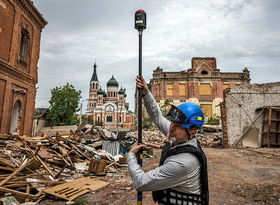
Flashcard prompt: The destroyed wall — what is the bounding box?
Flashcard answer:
[38,125,78,136]
[222,82,280,147]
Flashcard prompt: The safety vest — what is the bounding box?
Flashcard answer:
[152,140,209,205]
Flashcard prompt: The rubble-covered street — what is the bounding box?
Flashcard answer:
[0,125,279,205]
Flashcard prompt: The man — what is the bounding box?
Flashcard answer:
[127,76,209,205]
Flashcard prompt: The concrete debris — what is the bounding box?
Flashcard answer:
[139,126,223,148]
[198,125,223,148]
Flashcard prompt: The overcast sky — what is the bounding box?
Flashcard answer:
[33,0,280,112]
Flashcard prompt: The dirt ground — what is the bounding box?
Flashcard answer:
[40,147,280,205]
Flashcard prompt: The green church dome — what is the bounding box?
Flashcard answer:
[107,75,119,87]
[97,87,105,95]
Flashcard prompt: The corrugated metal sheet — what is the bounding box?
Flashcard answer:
[102,141,120,156]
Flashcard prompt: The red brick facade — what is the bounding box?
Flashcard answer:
[149,57,250,117]
[0,0,47,136]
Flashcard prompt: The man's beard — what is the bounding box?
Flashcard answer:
[168,133,180,145]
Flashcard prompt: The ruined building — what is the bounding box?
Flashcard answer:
[221,82,280,148]
[0,0,47,136]
[149,57,250,117]
[86,63,134,129]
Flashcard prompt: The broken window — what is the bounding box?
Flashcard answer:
[19,29,29,64]
[10,100,22,134]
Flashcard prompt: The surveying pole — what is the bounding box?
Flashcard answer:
[135,9,146,205]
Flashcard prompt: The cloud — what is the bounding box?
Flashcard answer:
[34,0,280,111]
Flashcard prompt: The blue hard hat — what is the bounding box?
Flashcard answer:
[177,102,205,129]
[167,102,205,129]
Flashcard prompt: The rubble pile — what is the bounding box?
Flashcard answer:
[0,123,135,203]
[0,123,224,203]
[198,125,223,148]
[143,128,167,144]
[132,125,223,148]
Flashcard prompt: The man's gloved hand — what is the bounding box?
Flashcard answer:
[129,143,149,154]
[136,75,149,96]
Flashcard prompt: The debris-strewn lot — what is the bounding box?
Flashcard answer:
[0,125,279,204]
[39,148,280,205]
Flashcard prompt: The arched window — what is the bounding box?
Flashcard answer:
[10,100,22,134]
[106,115,113,122]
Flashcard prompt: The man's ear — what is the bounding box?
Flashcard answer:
[189,128,198,137]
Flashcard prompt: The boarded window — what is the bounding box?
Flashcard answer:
[166,83,173,96]
[200,104,212,117]
[179,84,186,96]
[199,84,211,95]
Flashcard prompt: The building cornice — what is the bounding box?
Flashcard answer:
[14,0,48,30]
[0,59,34,86]
[151,75,249,82]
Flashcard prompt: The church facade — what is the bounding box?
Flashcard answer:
[86,63,134,129]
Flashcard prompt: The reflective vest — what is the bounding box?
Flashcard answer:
[152,140,209,205]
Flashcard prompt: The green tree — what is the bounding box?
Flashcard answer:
[160,99,171,117]
[48,83,82,126]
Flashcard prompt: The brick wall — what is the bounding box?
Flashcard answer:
[0,0,47,136]
[149,57,250,117]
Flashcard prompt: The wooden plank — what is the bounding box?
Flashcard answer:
[70,144,91,160]
[6,180,64,185]
[0,158,33,186]
[43,177,109,201]
[233,109,264,147]
[276,110,280,145]
[268,107,272,147]
[0,187,38,199]
[0,166,15,171]
[0,157,17,168]
[25,183,31,202]
[26,145,55,178]
[259,110,266,147]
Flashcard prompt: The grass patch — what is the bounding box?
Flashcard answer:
[74,198,88,205]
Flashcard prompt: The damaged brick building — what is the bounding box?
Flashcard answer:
[0,0,47,136]
[149,57,250,117]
